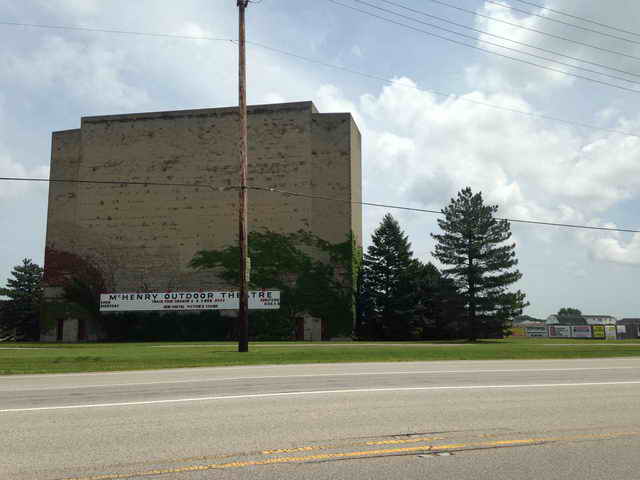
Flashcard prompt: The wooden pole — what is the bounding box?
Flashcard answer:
[237,0,250,353]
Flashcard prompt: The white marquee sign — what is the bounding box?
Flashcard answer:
[100,290,280,312]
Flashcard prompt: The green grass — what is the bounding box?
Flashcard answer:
[1,337,640,375]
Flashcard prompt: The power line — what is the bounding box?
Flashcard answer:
[2,19,639,137]
[510,0,640,39]
[346,0,640,88]
[328,0,640,94]
[247,185,640,234]
[6,11,637,63]
[422,0,640,62]
[4,14,640,87]
[1,176,637,233]
[483,0,640,45]
[376,0,640,80]
[244,40,640,138]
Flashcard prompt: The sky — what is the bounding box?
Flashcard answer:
[1,0,640,319]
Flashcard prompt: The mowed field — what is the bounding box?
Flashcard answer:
[2,337,640,375]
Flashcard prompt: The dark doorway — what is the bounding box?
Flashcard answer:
[78,318,87,341]
[56,318,64,342]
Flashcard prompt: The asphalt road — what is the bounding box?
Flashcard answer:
[2,357,640,479]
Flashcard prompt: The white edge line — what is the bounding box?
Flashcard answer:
[3,381,640,413]
[11,358,640,379]
[3,366,638,392]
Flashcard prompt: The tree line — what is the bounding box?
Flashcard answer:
[358,187,527,340]
[0,187,528,342]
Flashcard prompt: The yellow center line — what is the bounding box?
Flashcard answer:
[261,435,444,454]
[59,430,640,480]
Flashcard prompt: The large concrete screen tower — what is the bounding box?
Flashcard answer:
[42,102,362,341]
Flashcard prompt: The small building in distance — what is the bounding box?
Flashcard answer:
[41,101,362,341]
[512,315,545,325]
[510,316,546,337]
[582,315,617,326]
[546,314,616,326]
[545,315,588,326]
[617,318,640,339]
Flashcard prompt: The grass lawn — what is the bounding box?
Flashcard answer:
[2,337,640,375]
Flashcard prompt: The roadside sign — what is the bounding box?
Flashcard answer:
[526,326,547,337]
[592,325,605,339]
[510,327,526,337]
[605,325,617,340]
[571,325,592,338]
[548,325,571,338]
[100,290,280,312]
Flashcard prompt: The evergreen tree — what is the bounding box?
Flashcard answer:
[362,214,419,339]
[1,259,43,341]
[413,262,466,340]
[431,188,528,341]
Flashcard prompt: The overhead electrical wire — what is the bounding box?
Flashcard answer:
[1,19,639,138]
[247,185,640,234]
[7,12,639,85]
[346,0,640,87]
[328,0,640,93]
[247,40,640,138]
[483,0,640,45]
[376,0,640,80]
[510,0,640,39]
[421,0,640,62]
[1,177,638,234]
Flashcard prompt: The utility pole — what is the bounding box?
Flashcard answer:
[237,0,250,353]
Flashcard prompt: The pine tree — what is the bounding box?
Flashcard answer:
[413,262,466,340]
[431,188,528,341]
[362,214,419,339]
[1,259,43,341]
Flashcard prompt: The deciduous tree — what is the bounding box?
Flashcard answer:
[190,230,357,339]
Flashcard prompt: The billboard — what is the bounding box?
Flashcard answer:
[526,326,548,337]
[592,325,605,339]
[510,327,526,337]
[548,325,571,338]
[571,325,592,338]
[605,325,617,340]
[100,290,280,312]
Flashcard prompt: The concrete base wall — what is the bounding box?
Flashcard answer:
[303,315,322,342]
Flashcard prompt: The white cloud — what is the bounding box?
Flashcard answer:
[468,1,640,95]
[0,152,49,200]
[2,35,152,112]
[263,92,286,104]
[316,77,640,266]
[589,234,640,266]
[315,84,366,129]
[33,0,101,17]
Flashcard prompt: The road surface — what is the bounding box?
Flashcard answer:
[2,357,640,479]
